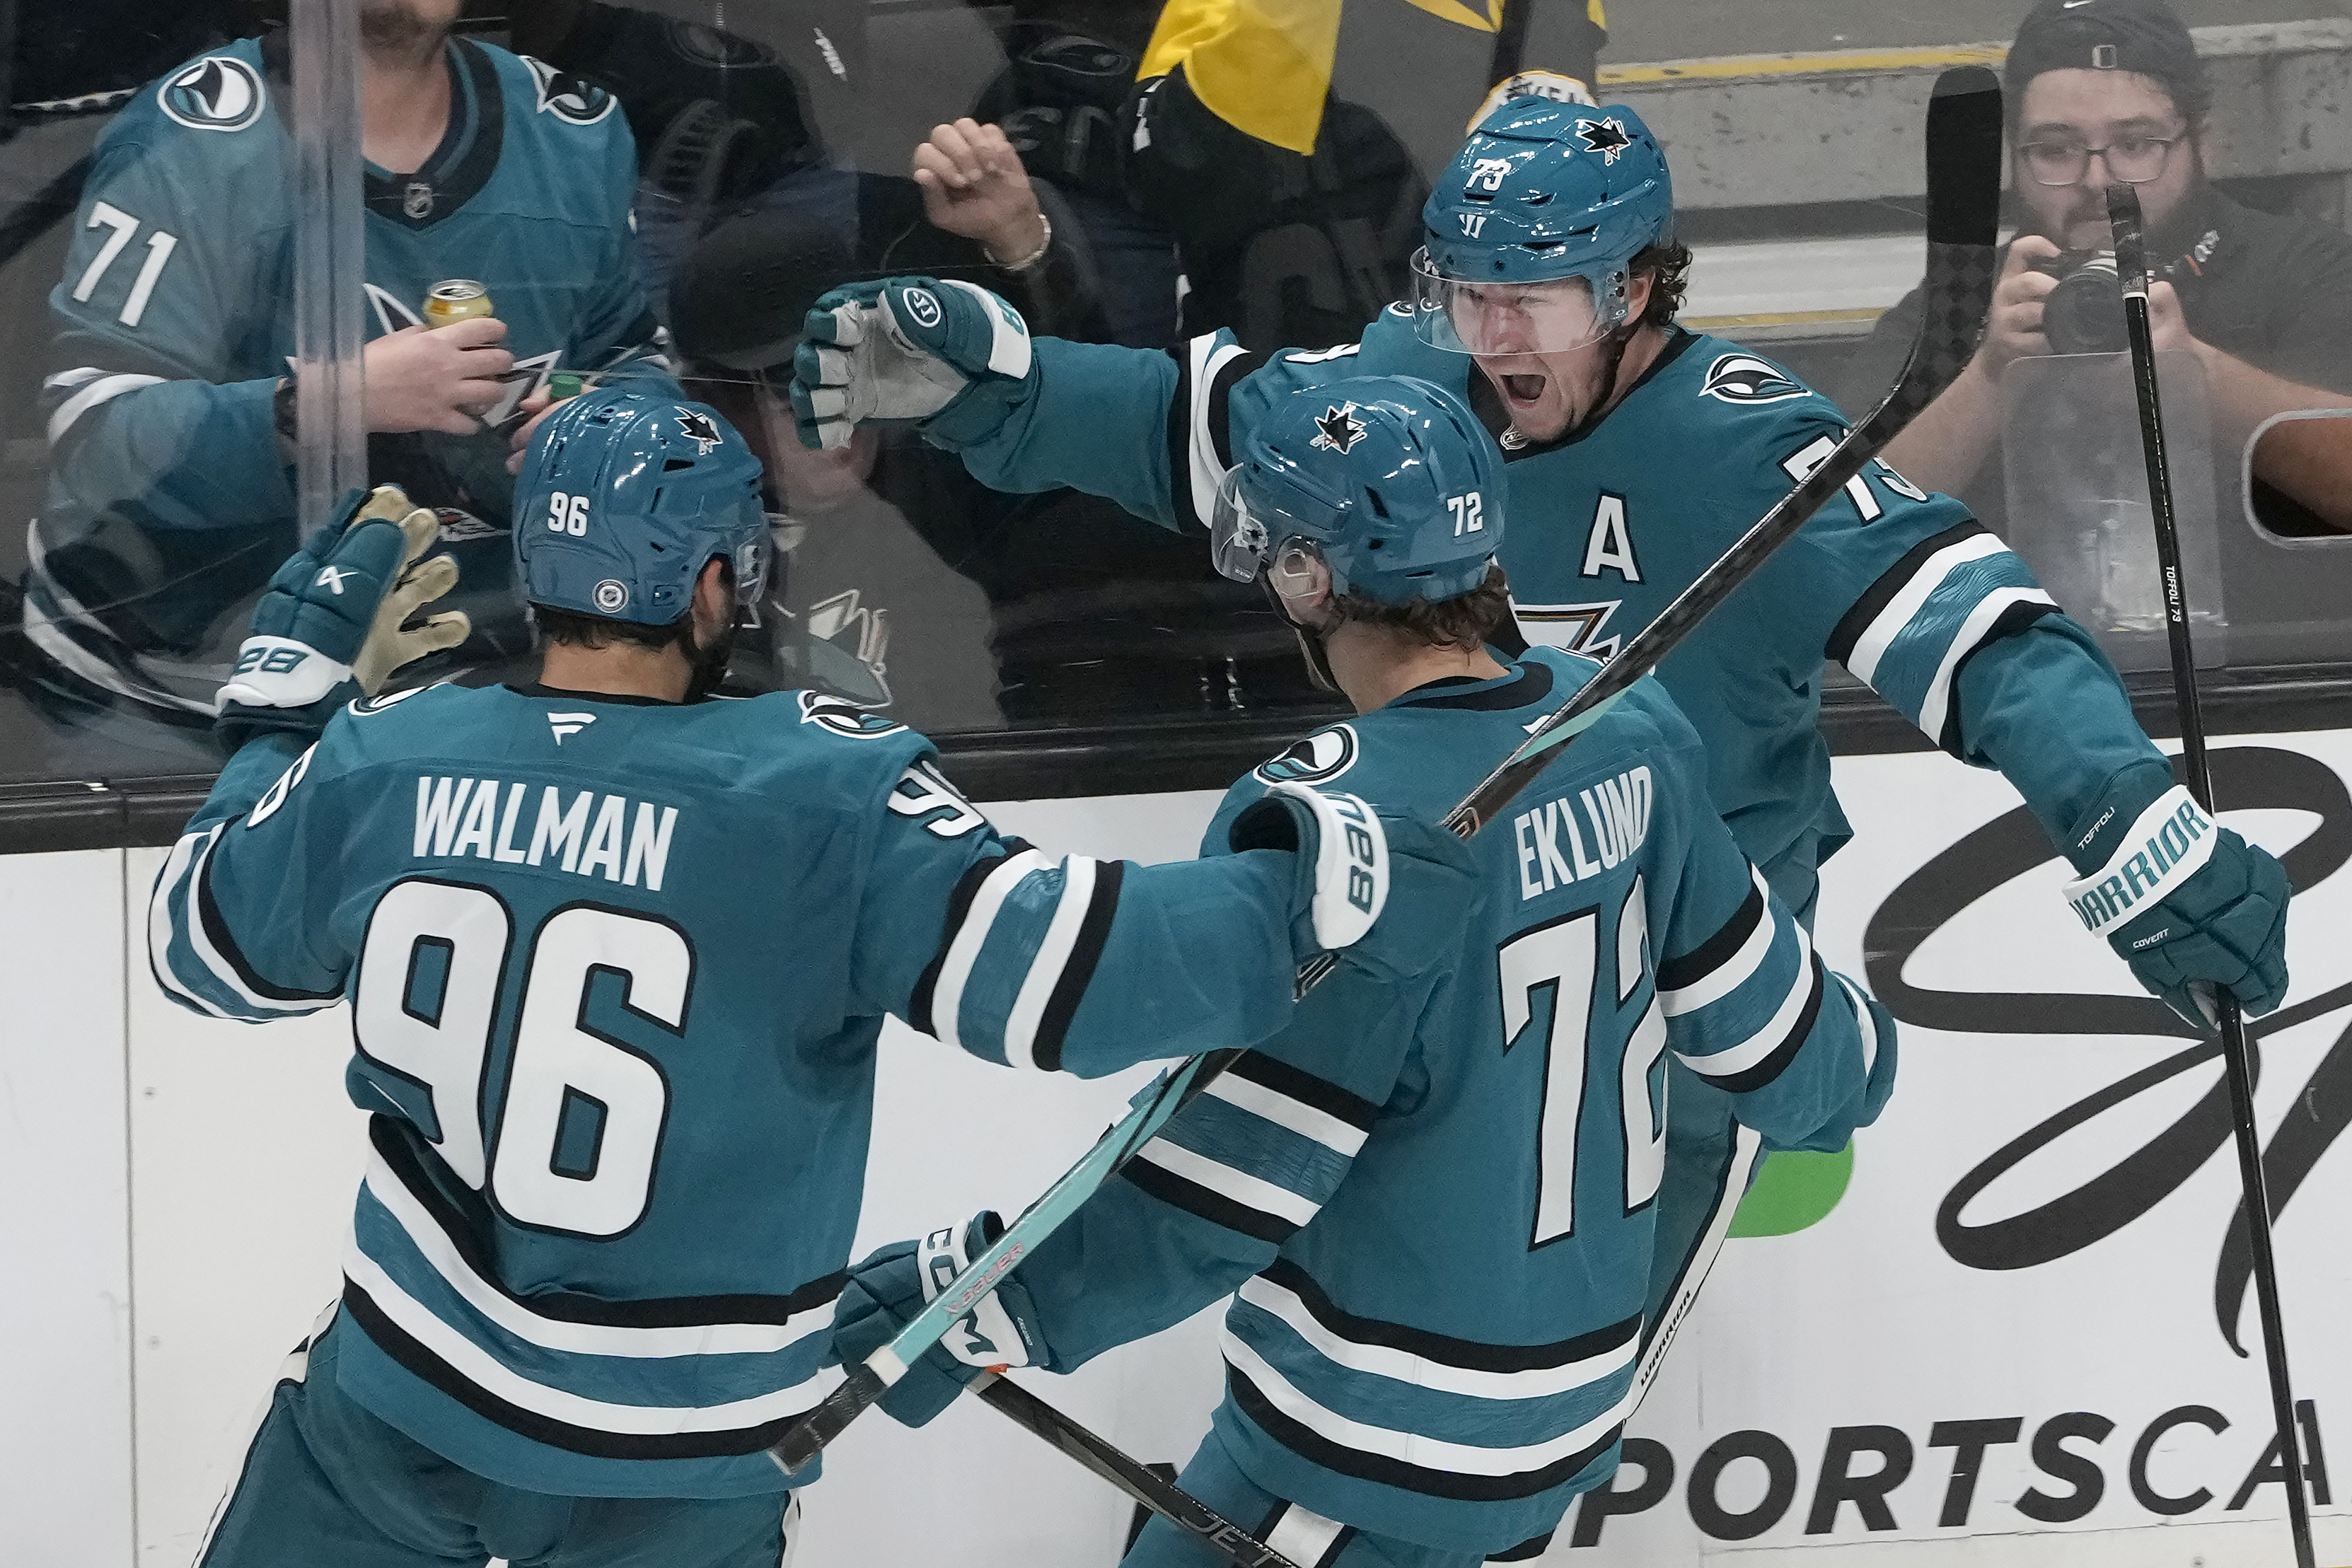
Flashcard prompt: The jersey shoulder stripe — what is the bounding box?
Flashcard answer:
[1168,331,1266,533]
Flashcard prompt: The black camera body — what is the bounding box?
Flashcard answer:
[2037,248,2128,356]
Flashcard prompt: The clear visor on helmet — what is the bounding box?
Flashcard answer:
[729,530,772,606]
[1407,249,1623,354]
[1210,465,1272,583]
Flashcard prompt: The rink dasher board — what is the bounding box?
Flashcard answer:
[18,733,2352,1567]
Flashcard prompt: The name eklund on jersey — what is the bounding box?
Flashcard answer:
[412,775,681,892]
[1512,765,1655,900]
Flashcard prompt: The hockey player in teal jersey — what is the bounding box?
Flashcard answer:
[25,3,676,728]
[829,378,1898,1564]
[789,99,2290,1393]
[147,387,1474,1566]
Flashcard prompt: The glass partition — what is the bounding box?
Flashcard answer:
[3,0,2349,808]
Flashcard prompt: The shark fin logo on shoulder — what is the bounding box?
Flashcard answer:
[797,690,905,740]
[158,56,266,132]
[522,57,617,125]
[1255,725,1360,786]
[1701,354,1810,406]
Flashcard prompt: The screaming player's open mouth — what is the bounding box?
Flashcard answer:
[1501,373,1546,405]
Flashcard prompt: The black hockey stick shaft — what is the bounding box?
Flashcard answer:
[2107,182,2316,1568]
[1437,64,2006,842]
[777,68,2004,1471]
[973,1374,1302,1568]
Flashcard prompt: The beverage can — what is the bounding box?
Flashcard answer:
[423,279,494,327]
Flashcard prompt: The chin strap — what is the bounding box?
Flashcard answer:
[1261,573,1341,692]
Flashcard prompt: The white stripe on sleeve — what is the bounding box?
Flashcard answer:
[1134,1137,1323,1228]
[1915,584,2059,745]
[1186,334,1247,529]
[930,849,1051,1056]
[1843,532,2008,687]
[1203,1074,1369,1158]
[1000,854,1101,1071]
[1659,867,1777,1018]
[1674,920,1817,1079]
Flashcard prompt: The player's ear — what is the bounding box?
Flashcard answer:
[1623,266,1655,325]
[693,557,733,627]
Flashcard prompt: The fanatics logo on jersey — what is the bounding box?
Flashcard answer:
[522,56,618,125]
[796,690,908,739]
[1700,354,1810,406]
[1254,724,1360,786]
[158,55,266,133]
[676,411,724,455]
[1310,403,1368,455]
[548,711,596,745]
[1574,117,1633,165]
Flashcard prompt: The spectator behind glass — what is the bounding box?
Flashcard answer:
[668,197,1321,731]
[17,0,676,747]
[1846,0,2352,535]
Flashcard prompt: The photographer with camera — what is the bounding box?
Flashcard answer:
[1846,0,2352,535]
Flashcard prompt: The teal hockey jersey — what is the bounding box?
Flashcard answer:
[1008,650,1895,1554]
[29,35,675,717]
[951,312,2166,914]
[149,683,1336,1499]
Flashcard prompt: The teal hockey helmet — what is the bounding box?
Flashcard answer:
[514,385,771,627]
[1211,376,1503,608]
[1411,97,1673,354]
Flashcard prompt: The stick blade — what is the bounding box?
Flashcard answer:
[1925,65,2003,248]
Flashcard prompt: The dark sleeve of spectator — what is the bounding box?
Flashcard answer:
[2243,224,2352,397]
[1831,284,1928,420]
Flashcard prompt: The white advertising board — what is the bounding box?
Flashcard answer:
[37,736,2352,1568]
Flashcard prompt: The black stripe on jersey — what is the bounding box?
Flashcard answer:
[1824,520,1988,667]
[1227,1052,1380,1132]
[1165,340,1269,535]
[362,39,504,230]
[910,838,1036,1038]
[1031,858,1123,1074]
[195,835,341,1002]
[1713,955,1827,1096]
[1227,1365,1622,1501]
[1490,1531,1556,1562]
[370,1119,844,1328]
[1122,1152,1299,1245]
[1934,598,2063,756]
[1259,1258,1639,1374]
[339,1282,806,1460]
[1656,874,1764,994]
[1397,658,1555,713]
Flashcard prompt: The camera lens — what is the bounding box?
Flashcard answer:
[2042,249,2126,356]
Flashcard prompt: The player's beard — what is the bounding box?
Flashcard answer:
[360,1,453,62]
[683,615,741,702]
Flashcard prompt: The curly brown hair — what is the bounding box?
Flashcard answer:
[1633,240,1693,329]
[1327,563,1513,653]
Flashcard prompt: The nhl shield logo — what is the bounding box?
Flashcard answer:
[1254,724,1360,786]
[522,56,617,125]
[158,55,266,132]
[593,579,630,613]
[1700,354,1810,406]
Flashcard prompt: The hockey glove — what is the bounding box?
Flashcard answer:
[830,1212,1048,1428]
[1230,782,1482,977]
[2060,761,2290,1029]
[790,276,1036,451]
[216,486,469,750]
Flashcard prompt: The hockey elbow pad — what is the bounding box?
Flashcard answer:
[2061,767,2291,1028]
[791,277,1036,451]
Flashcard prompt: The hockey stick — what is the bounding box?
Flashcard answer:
[767,64,2005,1477]
[2107,182,2316,1568]
[972,1374,1302,1568]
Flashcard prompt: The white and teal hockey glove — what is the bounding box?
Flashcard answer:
[830,1212,1049,1427]
[215,485,470,749]
[789,276,1036,452]
[1230,782,1483,976]
[2061,762,2291,1028]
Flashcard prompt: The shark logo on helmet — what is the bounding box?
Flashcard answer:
[676,410,724,455]
[1575,117,1633,165]
[1311,404,1369,455]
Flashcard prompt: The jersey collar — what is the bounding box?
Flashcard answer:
[509,683,683,707]
[1389,657,1556,712]
[364,38,504,231]
[1468,326,1702,460]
